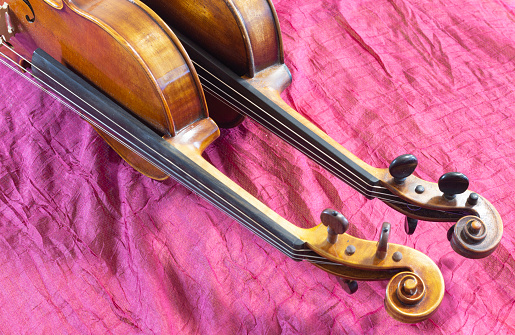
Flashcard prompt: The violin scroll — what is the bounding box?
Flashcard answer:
[381,164,502,258]
[385,272,436,323]
[449,215,493,259]
[299,210,445,323]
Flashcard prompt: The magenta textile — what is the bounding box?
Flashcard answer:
[1,0,515,333]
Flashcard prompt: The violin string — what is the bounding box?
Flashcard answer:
[191,64,470,218]
[197,79,447,214]
[0,45,461,269]
[0,44,460,270]
[0,48,345,265]
[199,82,388,200]
[189,61,393,195]
[195,73,424,208]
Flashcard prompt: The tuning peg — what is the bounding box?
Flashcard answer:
[320,209,349,244]
[389,154,418,184]
[337,278,358,294]
[438,172,469,200]
[376,222,390,259]
[404,217,418,235]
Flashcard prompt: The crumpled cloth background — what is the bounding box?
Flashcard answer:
[0,0,514,333]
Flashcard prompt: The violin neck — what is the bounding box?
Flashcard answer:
[174,31,384,199]
[30,48,318,262]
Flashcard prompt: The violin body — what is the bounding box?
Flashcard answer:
[0,0,511,331]
[143,0,287,127]
[146,0,282,77]
[2,0,208,179]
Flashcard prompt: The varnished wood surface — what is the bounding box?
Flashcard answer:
[16,37,445,322]
[142,0,502,253]
[2,0,208,178]
[0,0,512,331]
[143,0,282,77]
[300,224,444,323]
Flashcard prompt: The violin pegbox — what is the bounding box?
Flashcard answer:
[301,209,445,322]
[384,154,502,259]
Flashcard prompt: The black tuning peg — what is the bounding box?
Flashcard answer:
[389,154,418,184]
[338,278,359,294]
[320,209,349,244]
[438,172,469,200]
[404,217,418,235]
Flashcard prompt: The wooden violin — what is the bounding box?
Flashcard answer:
[141,0,503,259]
[0,0,445,322]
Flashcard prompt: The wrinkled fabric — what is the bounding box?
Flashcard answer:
[1,0,515,333]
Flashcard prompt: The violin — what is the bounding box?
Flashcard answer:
[141,0,503,259]
[0,0,446,323]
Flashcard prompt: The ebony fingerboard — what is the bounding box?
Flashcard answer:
[173,31,396,202]
[31,48,322,262]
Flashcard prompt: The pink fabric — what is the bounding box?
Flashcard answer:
[1,0,514,333]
